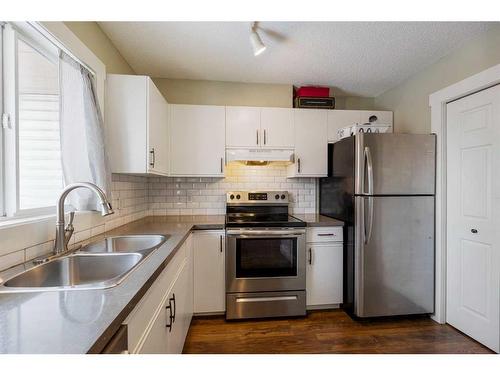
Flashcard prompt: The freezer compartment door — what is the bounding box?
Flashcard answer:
[355,133,436,195]
[354,196,435,317]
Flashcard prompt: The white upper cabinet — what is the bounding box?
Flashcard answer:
[148,83,170,175]
[327,110,393,142]
[105,74,169,175]
[261,107,294,148]
[170,104,226,177]
[226,106,294,149]
[288,109,328,177]
[226,106,261,148]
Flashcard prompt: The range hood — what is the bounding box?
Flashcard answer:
[226,148,294,165]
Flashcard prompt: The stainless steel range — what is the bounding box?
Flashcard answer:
[225,191,307,320]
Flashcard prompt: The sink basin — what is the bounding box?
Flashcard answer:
[1,253,143,291]
[80,235,168,254]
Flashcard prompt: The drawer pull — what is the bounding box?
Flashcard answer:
[317,233,335,236]
[165,303,173,332]
[236,296,297,303]
[169,293,176,322]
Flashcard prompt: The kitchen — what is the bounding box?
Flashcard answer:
[0,2,499,372]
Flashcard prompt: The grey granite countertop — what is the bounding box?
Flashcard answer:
[291,214,344,227]
[0,215,224,354]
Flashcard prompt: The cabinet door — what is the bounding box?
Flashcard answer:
[289,109,328,177]
[105,74,148,174]
[358,110,393,125]
[193,231,225,313]
[306,243,343,306]
[261,107,294,148]
[147,79,169,175]
[170,104,225,176]
[166,258,192,354]
[136,289,172,354]
[327,110,361,142]
[226,106,261,148]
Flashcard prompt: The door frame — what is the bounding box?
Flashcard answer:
[429,63,500,324]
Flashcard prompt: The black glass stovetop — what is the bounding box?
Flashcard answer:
[225,212,306,228]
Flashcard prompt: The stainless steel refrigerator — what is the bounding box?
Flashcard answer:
[319,133,436,318]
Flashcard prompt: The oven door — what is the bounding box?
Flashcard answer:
[226,228,306,293]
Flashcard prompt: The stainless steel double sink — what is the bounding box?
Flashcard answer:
[0,235,168,293]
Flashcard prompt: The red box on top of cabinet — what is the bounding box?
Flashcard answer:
[295,86,330,98]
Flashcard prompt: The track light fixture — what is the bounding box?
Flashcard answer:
[250,22,266,56]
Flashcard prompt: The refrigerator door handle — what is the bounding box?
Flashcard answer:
[364,146,374,195]
[365,196,374,244]
[364,147,374,244]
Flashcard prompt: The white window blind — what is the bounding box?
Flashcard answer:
[17,38,63,210]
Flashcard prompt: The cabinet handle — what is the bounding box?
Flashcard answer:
[256,129,259,145]
[220,157,224,173]
[297,157,301,174]
[308,248,312,265]
[149,148,155,168]
[318,233,335,237]
[165,302,173,332]
[264,129,267,145]
[471,229,478,234]
[220,235,223,253]
[169,293,176,322]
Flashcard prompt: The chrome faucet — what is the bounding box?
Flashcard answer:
[53,182,114,255]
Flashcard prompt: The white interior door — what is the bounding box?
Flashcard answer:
[446,84,500,353]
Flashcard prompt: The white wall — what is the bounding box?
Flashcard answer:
[375,24,500,134]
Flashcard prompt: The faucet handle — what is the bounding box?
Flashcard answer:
[66,211,75,229]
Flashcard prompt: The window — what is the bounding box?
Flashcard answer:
[2,22,63,218]
[17,39,63,210]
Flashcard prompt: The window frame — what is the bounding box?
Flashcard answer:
[0,24,4,217]
[0,21,106,222]
[2,22,62,219]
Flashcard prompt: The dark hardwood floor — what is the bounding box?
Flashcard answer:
[183,310,492,354]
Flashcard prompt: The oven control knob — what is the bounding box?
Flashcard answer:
[281,194,286,200]
[230,194,235,200]
[236,194,241,200]
[275,194,280,200]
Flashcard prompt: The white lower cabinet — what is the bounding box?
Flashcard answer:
[193,230,225,314]
[306,227,344,307]
[125,234,193,354]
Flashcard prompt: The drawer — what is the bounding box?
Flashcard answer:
[306,226,343,243]
[226,291,306,320]
[124,240,188,352]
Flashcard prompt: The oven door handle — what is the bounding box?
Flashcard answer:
[226,229,305,237]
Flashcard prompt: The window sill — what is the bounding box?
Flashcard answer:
[0,213,56,230]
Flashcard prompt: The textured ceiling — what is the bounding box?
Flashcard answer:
[98,21,494,97]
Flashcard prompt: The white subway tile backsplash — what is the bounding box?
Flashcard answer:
[25,241,54,261]
[0,250,25,271]
[147,163,317,216]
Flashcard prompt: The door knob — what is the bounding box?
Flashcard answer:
[471,229,478,234]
